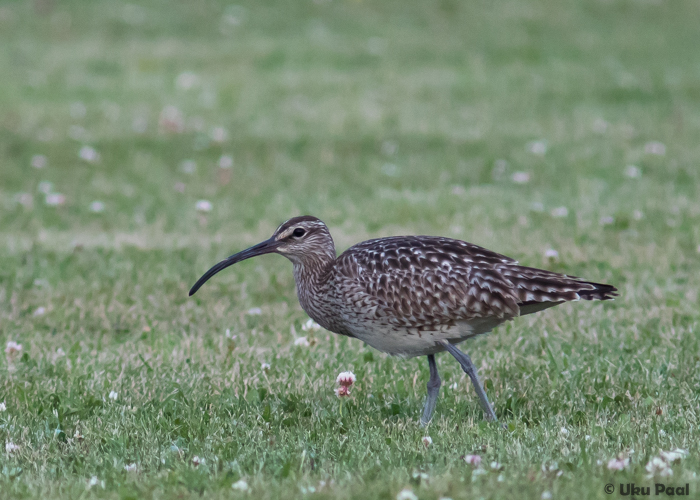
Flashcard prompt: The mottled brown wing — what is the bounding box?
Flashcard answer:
[334,236,618,328]
[334,236,522,328]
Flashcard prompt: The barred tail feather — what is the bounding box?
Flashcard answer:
[498,265,617,316]
[576,281,618,301]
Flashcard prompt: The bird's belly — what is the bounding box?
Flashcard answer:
[346,318,503,358]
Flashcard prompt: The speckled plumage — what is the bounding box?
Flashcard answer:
[276,217,617,358]
[190,215,617,422]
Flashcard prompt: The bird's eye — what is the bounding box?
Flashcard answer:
[292,228,306,238]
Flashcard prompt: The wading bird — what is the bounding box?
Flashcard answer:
[190,216,616,424]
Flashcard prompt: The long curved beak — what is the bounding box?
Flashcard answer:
[189,238,279,296]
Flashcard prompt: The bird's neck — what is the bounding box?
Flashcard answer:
[292,253,334,291]
[292,252,336,327]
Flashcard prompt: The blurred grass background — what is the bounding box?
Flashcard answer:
[1,0,699,499]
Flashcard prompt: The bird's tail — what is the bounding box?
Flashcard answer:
[575,281,618,301]
[499,265,618,310]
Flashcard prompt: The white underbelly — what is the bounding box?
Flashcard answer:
[347,318,505,358]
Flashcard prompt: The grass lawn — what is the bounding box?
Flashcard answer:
[1,0,700,498]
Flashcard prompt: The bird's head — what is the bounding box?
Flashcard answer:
[189,215,335,296]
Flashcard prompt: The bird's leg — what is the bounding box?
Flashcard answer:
[420,354,441,426]
[441,342,498,422]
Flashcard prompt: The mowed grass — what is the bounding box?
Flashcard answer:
[1,0,700,498]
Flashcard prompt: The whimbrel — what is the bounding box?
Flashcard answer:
[190,216,617,424]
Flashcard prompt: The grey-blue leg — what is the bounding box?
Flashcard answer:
[420,354,441,426]
[441,342,498,422]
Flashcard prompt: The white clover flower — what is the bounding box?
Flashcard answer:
[179,159,196,174]
[396,489,418,500]
[231,479,250,492]
[511,171,530,184]
[600,216,614,226]
[89,201,105,213]
[247,307,262,315]
[301,319,321,332]
[336,371,356,387]
[560,427,569,436]
[334,371,356,394]
[660,449,688,464]
[33,307,46,316]
[0,401,6,412]
[192,456,203,466]
[659,467,673,478]
[541,491,553,500]
[449,382,458,390]
[490,461,502,470]
[159,106,185,134]
[541,462,559,474]
[16,193,33,208]
[624,165,641,178]
[79,146,100,163]
[124,463,137,472]
[294,337,310,347]
[31,155,48,169]
[5,442,20,453]
[261,362,270,372]
[422,436,432,447]
[646,457,671,478]
[381,163,398,177]
[175,72,200,90]
[108,391,118,400]
[551,206,568,218]
[87,476,99,489]
[607,457,629,471]
[210,127,228,143]
[451,185,466,196]
[411,471,429,482]
[5,341,22,357]
[544,249,559,260]
[464,454,482,467]
[644,141,666,156]
[471,467,488,478]
[218,155,234,169]
[528,140,547,155]
[45,193,66,206]
[195,200,213,212]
